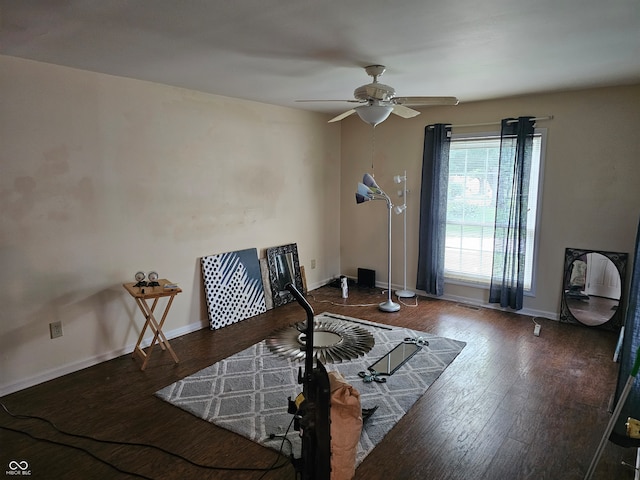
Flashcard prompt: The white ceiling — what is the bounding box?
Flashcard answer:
[2,0,639,115]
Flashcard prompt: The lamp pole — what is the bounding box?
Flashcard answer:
[356,173,400,313]
[395,171,415,298]
[379,193,401,312]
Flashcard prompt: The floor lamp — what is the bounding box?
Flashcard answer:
[394,171,416,298]
[356,173,401,313]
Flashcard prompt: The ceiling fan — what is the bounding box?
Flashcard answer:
[298,65,459,126]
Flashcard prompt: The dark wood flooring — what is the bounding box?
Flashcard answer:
[1,286,637,479]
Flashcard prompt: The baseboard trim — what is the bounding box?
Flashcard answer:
[369,280,559,321]
[411,287,559,321]
[0,320,207,397]
[314,278,558,320]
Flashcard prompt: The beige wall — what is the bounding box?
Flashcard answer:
[2,54,639,395]
[0,56,341,394]
[340,84,640,318]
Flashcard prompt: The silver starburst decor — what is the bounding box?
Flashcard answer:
[266,318,375,364]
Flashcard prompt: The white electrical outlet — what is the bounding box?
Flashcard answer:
[50,321,63,339]
[311,259,316,269]
[533,324,541,336]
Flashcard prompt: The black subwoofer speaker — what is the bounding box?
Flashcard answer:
[357,268,376,288]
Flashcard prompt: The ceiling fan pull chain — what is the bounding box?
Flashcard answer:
[371,126,376,175]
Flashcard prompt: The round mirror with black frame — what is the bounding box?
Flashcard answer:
[560,248,627,329]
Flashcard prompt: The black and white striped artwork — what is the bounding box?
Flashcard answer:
[201,248,266,330]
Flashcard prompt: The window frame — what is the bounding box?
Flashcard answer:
[443,128,547,297]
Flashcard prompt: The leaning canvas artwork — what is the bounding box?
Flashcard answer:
[201,248,266,330]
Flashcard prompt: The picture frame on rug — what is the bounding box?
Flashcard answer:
[266,243,303,307]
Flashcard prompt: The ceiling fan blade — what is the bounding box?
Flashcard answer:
[296,99,363,103]
[328,109,356,123]
[394,96,459,106]
[392,105,421,119]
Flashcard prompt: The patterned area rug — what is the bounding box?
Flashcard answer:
[155,313,465,466]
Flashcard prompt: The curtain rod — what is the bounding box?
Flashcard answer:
[427,115,553,129]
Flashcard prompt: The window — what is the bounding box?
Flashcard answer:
[444,130,545,292]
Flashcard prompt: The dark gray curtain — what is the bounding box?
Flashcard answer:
[488,117,535,310]
[416,124,451,296]
[611,217,640,447]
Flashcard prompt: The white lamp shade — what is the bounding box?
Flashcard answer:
[355,105,393,127]
[357,182,374,198]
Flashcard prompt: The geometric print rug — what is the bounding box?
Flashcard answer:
[155,312,466,466]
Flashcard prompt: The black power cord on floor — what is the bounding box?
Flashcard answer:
[256,418,299,480]
[307,290,420,308]
[1,423,154,480]
[0,402,293,479]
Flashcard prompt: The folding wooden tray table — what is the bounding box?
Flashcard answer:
[122,279,181,370]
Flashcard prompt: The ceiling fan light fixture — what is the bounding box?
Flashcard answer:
[303,65,459,125]
[355,105,393,126]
